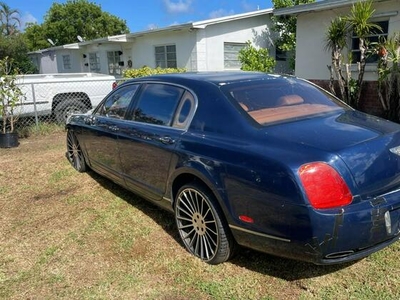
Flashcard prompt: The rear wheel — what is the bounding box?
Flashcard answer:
[66,130,87,172]
[174,183,234,264]
[55,100,87,124]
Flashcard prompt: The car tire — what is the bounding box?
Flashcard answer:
[66,130,87,172]
[174,183,234,264]
[55,100,87,124]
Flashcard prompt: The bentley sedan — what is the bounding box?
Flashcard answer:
[66,72,400,265]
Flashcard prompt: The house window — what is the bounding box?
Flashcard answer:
[107,51,122,75]
[351,20,389,63]
[275,48,287,61]
[155,45,177,68]
[89,53,101,72]
[224,42,246,69]
[62,55,71,70]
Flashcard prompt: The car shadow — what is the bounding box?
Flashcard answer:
[87,170,356,281]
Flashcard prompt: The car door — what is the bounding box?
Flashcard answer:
[81,83,140,185]
[117,82,196,201]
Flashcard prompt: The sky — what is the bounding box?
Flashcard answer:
[11,0,274,33]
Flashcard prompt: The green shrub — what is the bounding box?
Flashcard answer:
[239,41,276,73]
[123,66,186,78]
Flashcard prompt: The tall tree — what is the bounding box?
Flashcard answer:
[0,1,21,36]
[0,2,34,73]
[25,0,129,49]
[272,0,315,69]
[23,23,50,51]
[0,34,36,73]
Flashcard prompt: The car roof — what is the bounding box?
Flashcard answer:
[123,71,286,87]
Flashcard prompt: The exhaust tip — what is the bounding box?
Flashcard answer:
[325,250,355,259]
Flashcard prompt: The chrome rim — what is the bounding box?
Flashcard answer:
[175,188,219,261]
[67,131,84,170]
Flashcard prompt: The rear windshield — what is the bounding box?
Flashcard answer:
[221,77,348,126]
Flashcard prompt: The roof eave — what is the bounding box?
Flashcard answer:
[274,0,369,16]
[193,8,273,29]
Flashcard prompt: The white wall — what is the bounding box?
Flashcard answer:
[295,0,400,81]
[201,14,279,71]
[56,50,82,73]
[129,29,196,70]
[39,52,58,73]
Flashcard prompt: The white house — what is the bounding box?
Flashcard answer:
[29,8,290,76]
[274,0,400,116]
[274,0,400,81]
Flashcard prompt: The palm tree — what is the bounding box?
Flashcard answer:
[325,16,348,102]
[0,2,21,36]
[346,0,381,107]
[324,0,382,108]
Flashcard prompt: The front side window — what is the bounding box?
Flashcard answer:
[133,83,184,126]
[96,84,139,119]
[224,42,246,69]
[89,52,101,72]
[107,51,122,75]
[155,45,177,68]
[351,20,389,63]
[62,55,71,69]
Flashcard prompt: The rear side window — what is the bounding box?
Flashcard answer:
[172,91,195,129]
[133,83,185,126]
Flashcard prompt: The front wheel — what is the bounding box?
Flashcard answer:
[66,130,87,172]
[174,183,234,264]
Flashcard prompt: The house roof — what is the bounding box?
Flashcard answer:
[191,8,273,28]
[29,8,273,54]
[273,0,392,16]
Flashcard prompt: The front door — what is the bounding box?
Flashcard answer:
[118,83,195,201]
[81,83,139,185]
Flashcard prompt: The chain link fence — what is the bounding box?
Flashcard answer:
[1,74,120,133]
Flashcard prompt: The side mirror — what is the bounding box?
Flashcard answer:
[84,115,95,125]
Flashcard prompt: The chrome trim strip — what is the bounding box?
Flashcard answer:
[162,197,172,203]
[229,225,291,242]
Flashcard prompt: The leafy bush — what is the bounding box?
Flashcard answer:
[239,41,276,73]
[123,66,186,78]
[0,57,25,133]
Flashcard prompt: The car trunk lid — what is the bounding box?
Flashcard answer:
[264,110,400,196]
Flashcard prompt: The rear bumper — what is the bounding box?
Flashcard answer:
[231,223,400,265]
[316,235,400,265]
[230,188,400,264]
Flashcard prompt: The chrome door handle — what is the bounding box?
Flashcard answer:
[159,136,175,145]
[108,125,119,132]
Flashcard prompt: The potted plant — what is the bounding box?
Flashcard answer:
[0,57,25,148]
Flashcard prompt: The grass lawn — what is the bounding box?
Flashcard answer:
[1,131,399,299]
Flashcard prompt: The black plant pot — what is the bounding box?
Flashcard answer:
[0,132,19,148]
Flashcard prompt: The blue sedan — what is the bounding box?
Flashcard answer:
[66,72,400,265]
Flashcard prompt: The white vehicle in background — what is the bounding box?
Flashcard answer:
[16,73,116,123]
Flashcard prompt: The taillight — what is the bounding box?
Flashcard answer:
[112,81,117,89]
[298,162,352,209]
